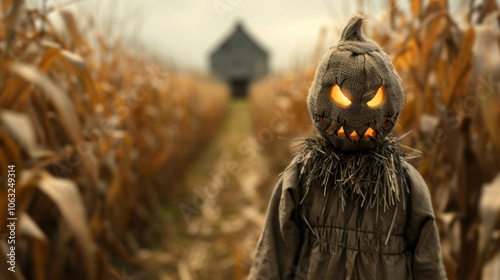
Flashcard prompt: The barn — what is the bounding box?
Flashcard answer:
[209,22,269,98]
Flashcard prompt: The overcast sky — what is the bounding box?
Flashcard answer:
[35,0,424,72]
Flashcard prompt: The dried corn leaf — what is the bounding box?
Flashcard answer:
[441,27,475,105]
[411,0,423,18]
[1,111,37,157]
[0,131,23,170]
[19,213,48,280]
[479,173,500,266]
[37,172,97,279]
[1,0,12,15]
[9,62,82,144]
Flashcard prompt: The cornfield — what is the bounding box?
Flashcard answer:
[250,0,500,279]
[0,0,227,279]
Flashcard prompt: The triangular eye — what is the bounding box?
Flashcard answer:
[330,84,351,107]
[367,86,386,108]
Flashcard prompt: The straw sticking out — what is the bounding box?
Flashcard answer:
[294,136,409,214]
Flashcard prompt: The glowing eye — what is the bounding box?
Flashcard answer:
[367,86,386,108]
[330,84,351,107]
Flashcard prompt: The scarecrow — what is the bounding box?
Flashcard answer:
[249,14,446,279]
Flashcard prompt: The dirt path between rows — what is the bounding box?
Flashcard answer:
[158,99,273,280]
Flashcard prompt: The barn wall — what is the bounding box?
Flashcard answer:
[210,26,268,82]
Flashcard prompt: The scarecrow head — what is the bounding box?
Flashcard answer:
[307,14,404,151]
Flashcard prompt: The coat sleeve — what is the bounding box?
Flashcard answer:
[404,162,447,280]
[248,164,302,280]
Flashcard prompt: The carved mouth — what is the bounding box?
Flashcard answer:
[337,126,377,140]
[331,125,377,141]
[314,115,395,142]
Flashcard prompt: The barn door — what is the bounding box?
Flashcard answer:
[230,78,249,98]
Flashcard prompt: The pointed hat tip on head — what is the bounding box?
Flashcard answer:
[340,13,367,42]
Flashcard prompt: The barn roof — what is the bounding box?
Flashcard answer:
[210,22,269,59]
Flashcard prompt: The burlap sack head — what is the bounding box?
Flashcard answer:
[307,14,404,151]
